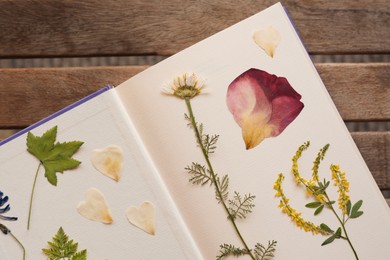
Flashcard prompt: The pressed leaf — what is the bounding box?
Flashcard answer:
[44,158,82,186]
[321,234,336,246]
[335,227,342,238]
[314,204,325,215]
[320,223,334,233]
[42,227,87,260]
[305,202,322,208]
[27,126,84,186]
[346,200,352,216]
[27,126,57,161]
[216,244,249,260]
[350,211,364,219]
[46,141,84,160]
[351,200,363,215]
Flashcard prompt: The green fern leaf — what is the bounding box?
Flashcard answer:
[216,244,249,260]
[42,227,87,260]
[228,192,256,220]
[254,241,277,260]
[186,162,213,186]
[215,175,229,203]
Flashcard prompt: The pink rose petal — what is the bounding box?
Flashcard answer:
[227,68,304,149]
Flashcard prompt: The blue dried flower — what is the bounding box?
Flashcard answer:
[0,191,17,234]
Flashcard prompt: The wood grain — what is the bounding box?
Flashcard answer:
[351,132,390,190]
[317,63,390,121]
[1,63,389,128]
[0,66,145,128]
[0,0,389,58]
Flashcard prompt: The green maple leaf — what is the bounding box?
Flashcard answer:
[26,126,84,230]
[27,126,84,186]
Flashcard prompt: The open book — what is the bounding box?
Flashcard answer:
[1,3,389,259]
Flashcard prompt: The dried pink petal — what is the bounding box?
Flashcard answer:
[227,68,304,149]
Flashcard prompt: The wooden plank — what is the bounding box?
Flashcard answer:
[317,63,390,121]
[0,0,389,57]
[1,63,389,128]
[351,132,390,190]
[0,66,146,128]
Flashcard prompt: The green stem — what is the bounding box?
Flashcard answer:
[185,98,255,259]
[324,193,359,260]
[297,178,358,259]
[27,162,42,230]
[9,231,26,260]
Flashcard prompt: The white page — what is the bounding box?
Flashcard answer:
[116,2,390,259]
[0,89,201,259]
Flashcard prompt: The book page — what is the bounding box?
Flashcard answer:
[116,3,390,259]
[0,89,201,259]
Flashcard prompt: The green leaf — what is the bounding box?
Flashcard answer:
[228,192,255,220]
[346,200,352,216]
[45,141,84,161]
[321,234,336,246]
[43,158,82,186]
[314,204,324,215]
[254,240,277,260]
[350,210,364,219]
[27,126,84,186]
[42,227,87,260]
[215,174,229,203]
[335,227,342,238]
[320,223,334,233]
[186,163,213,186]
[305,202,322,208]
[27,126,58,161]
[351,200,363,214]
[350,200,363,218]
[72,250,87,260]
[216,244,249,260]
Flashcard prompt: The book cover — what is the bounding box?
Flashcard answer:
[1,2,389,259]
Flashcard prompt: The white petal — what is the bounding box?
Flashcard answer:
[161,85,174,95]
[91,145,123,182]
[77,188,113,224]
[253,26,281,58]
[126,201,156,235]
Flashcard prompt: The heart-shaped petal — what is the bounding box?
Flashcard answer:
[126,201,156,235]
[91,145,123,182]
[77,188,113,224]
[253,26,281,58]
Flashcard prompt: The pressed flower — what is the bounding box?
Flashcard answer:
[273,174,326,235]
[331,164,350,215]
[163,72,274,259]
[0,191,25,259]
[162,72,205,99]
[252,26,281,58]
[0,192,17,224]
[276,142,362,259]
[226,68,304,149]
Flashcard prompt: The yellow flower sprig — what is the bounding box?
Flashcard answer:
[331,164,350,215]
[274,174,328,235]
[274,142,363,260]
